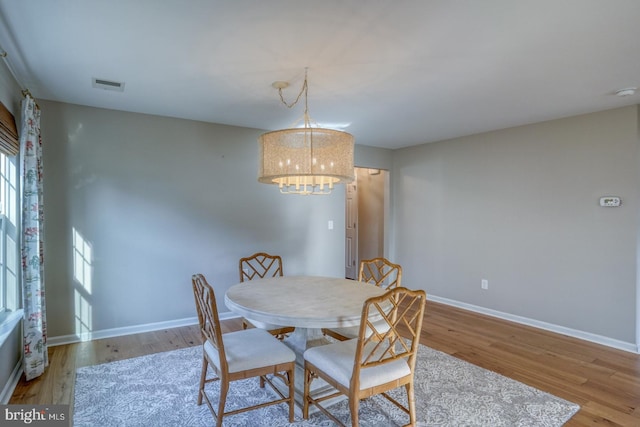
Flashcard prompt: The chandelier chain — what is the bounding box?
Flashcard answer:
[277,69,309,116]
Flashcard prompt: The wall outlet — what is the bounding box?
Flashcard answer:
[481,279,489,290]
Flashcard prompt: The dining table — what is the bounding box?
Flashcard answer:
[224,275,387,406]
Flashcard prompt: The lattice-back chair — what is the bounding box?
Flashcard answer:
[191,274,295,427]
[304,286,426,426]
[359,257,402,290]
[238,252,294,339]
[323,257,403,341]
[239,252,283,282]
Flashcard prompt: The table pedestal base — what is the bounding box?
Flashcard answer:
[270,327,346,413]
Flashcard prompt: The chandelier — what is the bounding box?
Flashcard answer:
[258,69,355,195]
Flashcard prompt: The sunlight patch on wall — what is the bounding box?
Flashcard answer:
[73,228,93,339]
[73,228,92,294]
[74,289,92,339]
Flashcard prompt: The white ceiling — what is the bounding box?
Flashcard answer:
[0,1,639,149]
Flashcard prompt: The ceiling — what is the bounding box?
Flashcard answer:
[0,1,639,150]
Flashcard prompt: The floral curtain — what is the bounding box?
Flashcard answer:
[20,94,47,381]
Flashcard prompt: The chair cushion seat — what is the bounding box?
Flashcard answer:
[328,318,391,340]
[245,318,292,332]
[304,339,411,390]
[327,325,359,339]
[204,328,295,374]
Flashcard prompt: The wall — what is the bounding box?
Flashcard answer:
[392,106,639,348]
[40,100,360,340]
[354,144,393,171]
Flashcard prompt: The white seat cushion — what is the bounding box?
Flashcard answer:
[327,325,359,339]
[204,328,295,374]
[328,318,391,340]
[304,339,411,390]
[245,318,291,332]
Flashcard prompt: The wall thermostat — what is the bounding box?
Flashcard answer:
[599,196,621,207]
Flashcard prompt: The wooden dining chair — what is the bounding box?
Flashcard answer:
[323,257,403,341]
[238,252,295,339]
[191,274,295,427]
[358,257,403,289]
[303,286,426,427]
[239,252,283,281]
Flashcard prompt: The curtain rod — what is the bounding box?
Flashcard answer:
[0,44,37,103]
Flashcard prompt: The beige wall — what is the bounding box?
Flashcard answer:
[392,106,639,346]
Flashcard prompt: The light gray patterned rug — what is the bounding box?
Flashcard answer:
[74,344,579,426]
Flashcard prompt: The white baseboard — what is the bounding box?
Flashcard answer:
[0,356,22,404]
[429,295,639,354]
[47,312,238,347]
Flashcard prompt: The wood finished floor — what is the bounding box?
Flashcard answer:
[9,300,640,426]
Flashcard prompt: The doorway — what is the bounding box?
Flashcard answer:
[345,167,388,279]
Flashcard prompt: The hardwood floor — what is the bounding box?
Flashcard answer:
[9,301,640,426]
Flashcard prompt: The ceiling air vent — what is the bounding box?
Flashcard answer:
[92,78,125,92]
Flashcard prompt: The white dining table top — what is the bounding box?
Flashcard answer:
[224,275,386,329]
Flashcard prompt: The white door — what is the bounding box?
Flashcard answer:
[345,179,358,279]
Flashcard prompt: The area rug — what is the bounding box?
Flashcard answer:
[74,344,579,426]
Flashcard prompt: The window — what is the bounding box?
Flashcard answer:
[0,151,19,321]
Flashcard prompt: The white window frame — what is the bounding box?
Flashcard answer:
[0,151,20,323]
